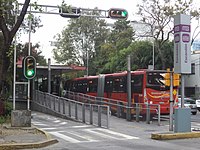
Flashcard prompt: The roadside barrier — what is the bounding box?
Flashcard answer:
[65,91,161,125]
[33,90,110,128]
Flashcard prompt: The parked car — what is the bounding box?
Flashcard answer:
[196,99,200,111]
[178,97,197,115]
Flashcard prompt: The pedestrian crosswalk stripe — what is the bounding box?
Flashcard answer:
[71,125,92,128]
[66,131,98,142]
[54,120,61,123]
[50,132,81,143]
[40,128,56,130]
[32,122,47,126]
[60,122,67,125]
[94,128,139,139]
[84,128,139,140]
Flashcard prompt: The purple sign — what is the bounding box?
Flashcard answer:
[174,24,190,33]
[174,34,180,43]
[182,34,190,43]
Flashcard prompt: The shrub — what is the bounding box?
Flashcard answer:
[4,101,12,116]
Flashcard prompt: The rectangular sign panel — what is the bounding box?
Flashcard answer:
[174,14,191,74]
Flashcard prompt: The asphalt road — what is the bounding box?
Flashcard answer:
[31,111,200,150]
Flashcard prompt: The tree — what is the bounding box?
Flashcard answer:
[15,43,47,66]
[100,19,134,73]
[53,14,109,75]
[0,0,31,98]
[137,0,200,69]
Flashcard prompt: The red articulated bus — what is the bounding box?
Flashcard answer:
[64,69,178,114]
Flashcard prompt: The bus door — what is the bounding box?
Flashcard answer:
[112,76,127,102]
[104,76,113,99]
[131,74,144,105]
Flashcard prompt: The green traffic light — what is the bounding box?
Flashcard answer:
[122,11,128,17]
[27,70,35,77]
[108,8,128,19]
[23,56,36,79]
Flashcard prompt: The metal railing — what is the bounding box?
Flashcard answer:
[33,90,110,128]
[65,91,161,125]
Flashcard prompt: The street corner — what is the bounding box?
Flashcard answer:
[0,125,58,150]
[151,131,200,140]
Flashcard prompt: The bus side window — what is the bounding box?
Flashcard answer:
[132,75,143,94]
[88,79,98,92]
[78,80,87,93]
[113,77,126,92]
[105,78,113,92]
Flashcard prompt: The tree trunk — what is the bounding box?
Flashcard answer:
[0,0,31,99]
[0,39,11,99]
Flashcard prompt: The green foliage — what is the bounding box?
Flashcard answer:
[0,116,6,124]
[0,115,11,124]
[98,20,134,73]
[53,14,109,75]
[0,101,12,124]
[4,101,12,116]
[137,0,200,69]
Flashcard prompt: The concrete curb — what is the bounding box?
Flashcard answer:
[0,126,58,150]
[151,132,200,140]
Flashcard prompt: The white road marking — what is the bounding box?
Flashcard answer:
[40,128,57,130]
[95,128,140,139]
[49,132,82,143]
[84,128,139,140]
[60,122,67,125]
[54,120,61,123]
[65,131,98,142]
[71,125,92,128]
[32,123,47,126]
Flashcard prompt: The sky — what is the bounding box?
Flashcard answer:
[19,0,139,64]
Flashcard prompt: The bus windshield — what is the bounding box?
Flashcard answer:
[146,72,169,91]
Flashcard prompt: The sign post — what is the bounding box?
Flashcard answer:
[174,14,191,132]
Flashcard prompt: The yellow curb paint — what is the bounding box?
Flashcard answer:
[151,132,200,140]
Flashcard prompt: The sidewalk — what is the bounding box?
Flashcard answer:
[0,123,58,150]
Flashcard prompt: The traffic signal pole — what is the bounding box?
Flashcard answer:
[169,71,173,131]
[27,14,31,110]
[17,3,128,19]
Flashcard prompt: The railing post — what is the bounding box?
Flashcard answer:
[68,101,71,117]
[157,104,161,126]
[44,93,47,107]
[82,103,85,123]
[49,94,52,109]
[146,103,150,124]
[136,103,140,122]
[117,101,120,118]
[58,97,61,113]
[54,96,56,111]
[107,106,110,129]
[75,103,78,120]
[90,104,93,125]
[63,98,65,114]
[98,105,101,127]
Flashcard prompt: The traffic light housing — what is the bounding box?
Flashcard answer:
[173,73,180,86]
[108,8,128,19]
[23,56,36,80]
[59,6,81,18]
[164,72,170,86]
